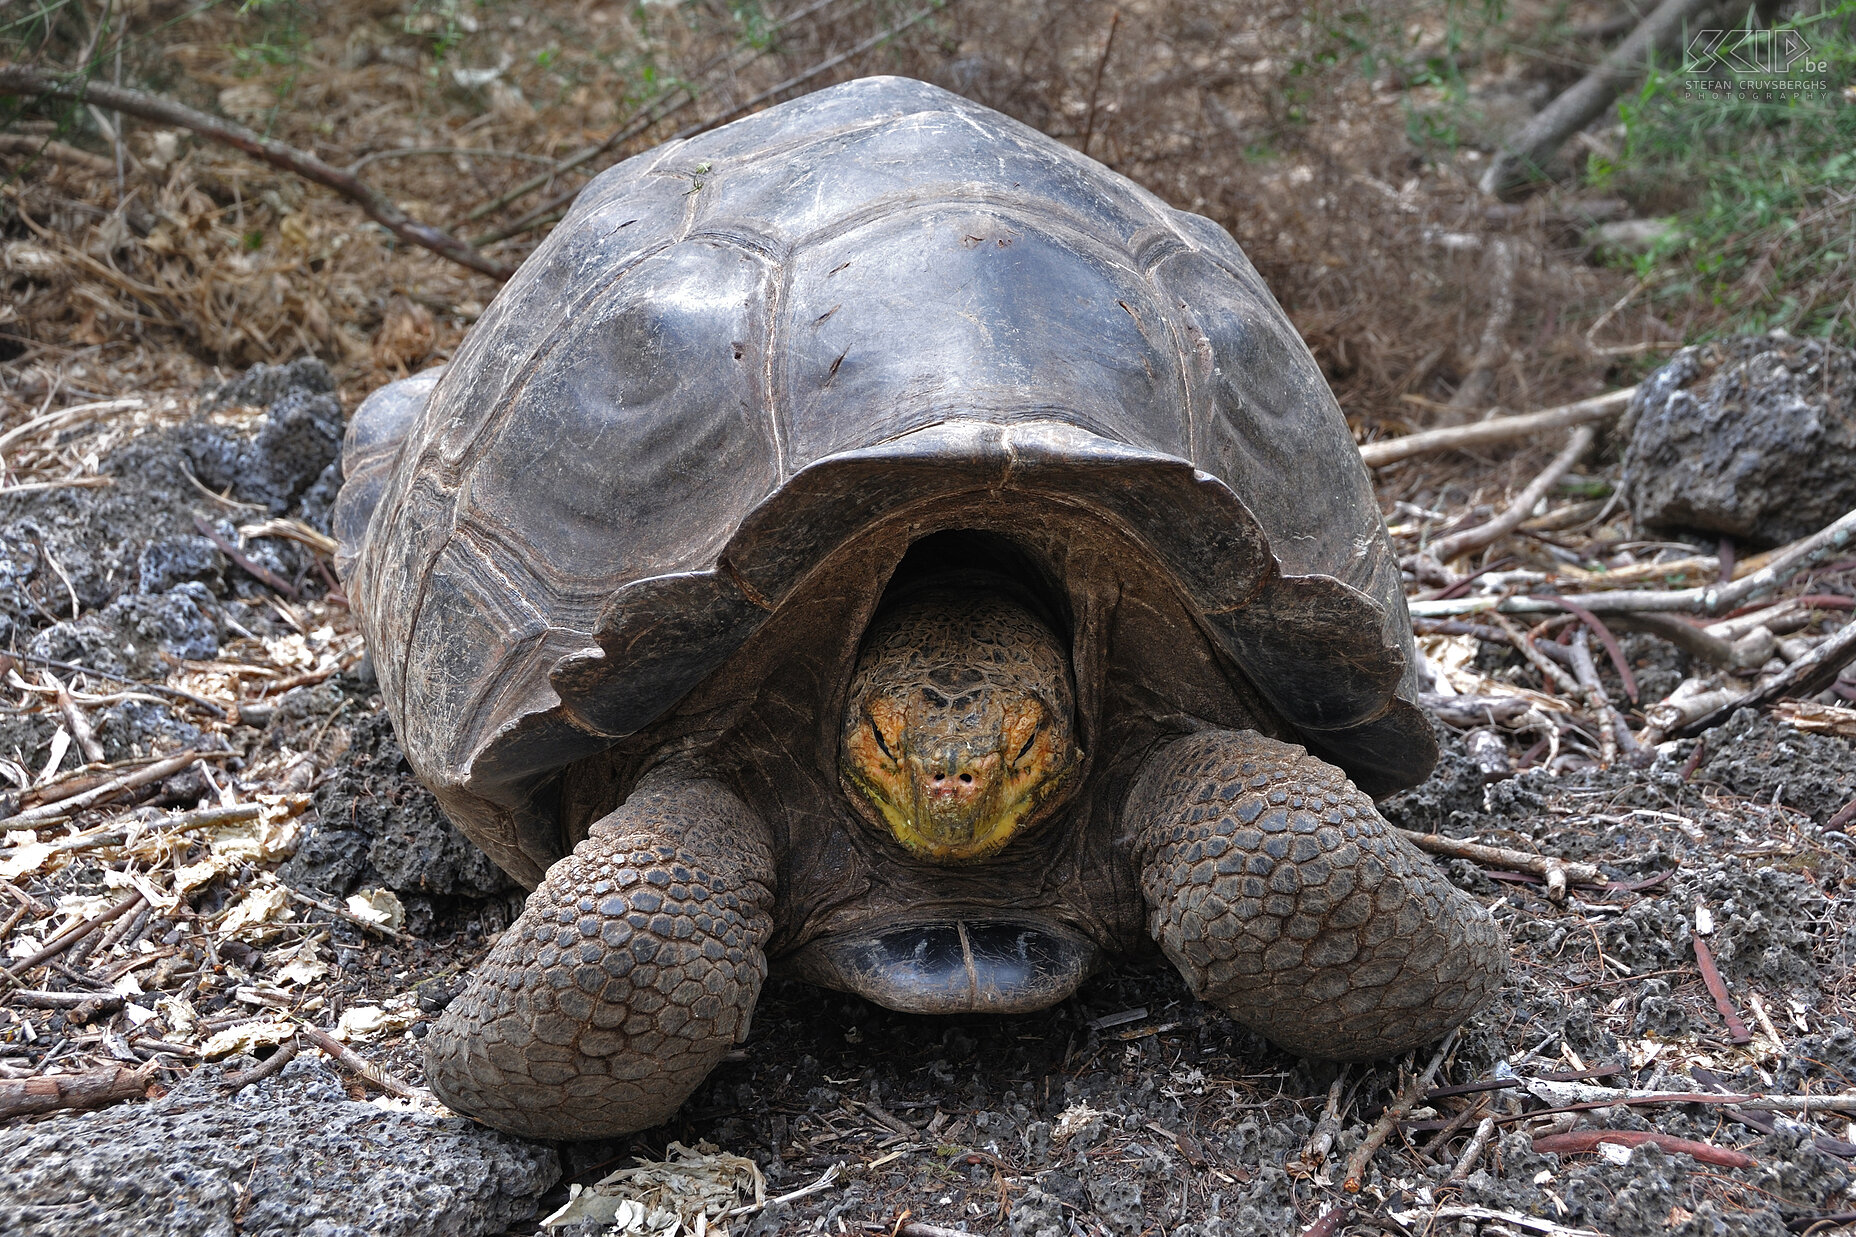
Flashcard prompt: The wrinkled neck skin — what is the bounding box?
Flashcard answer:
[839,588,1082,863]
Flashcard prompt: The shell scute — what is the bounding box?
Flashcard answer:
[775,205,1183,466]
[454,239,780,631]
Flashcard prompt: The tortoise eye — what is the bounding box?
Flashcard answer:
[1015,721,1042,764]
[870,717,896,760]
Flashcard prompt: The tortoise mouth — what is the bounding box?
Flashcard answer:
[786,917,1098,1015]
[841,739,1078,864]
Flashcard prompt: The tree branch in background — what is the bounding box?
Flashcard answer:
[1479,0,1720,197]
[0,131,114,172]
[1444,237,1515,417]
[470,0,959,247]
[461,0,857,225]
[0,63,515,281]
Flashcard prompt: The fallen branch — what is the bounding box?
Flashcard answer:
[0,1061,154,1120]
[0,802,263,864]
[723,1162,841,1218]
[6,989,124,1013]
[1531,1129,1754,1168]
[284,887,416,944]
[1532,598,1637,701]
[4,749,215,826]
[51,678,105,764]
[1412,426,1595,567]
[1344,1030,1458,1192]
[1409,506,1856,617]
[1478,0,1721,196]
[193,514,302,600]
[1692,933,1753,1044]
[6,652,228,718]
[4,890,144,977]
[1080,10,1121,158]
[1691,1066,1856,1160]
[1639,680,1739,746]
[0,64,513,280]
[1420,1094,1490,1157]
[1419,693,1535,729]
[0,131,114,172]
[1678,619,1856,737]
[1398,828,1602,900]
[298,1023,426,1101]
[1448,1115,1499,1183]
[1601,611,1738,668]
[222,1034,301,1092]
[19,751,215,812]
[1566,629,1647,766]
[1524,1078,1856,1115]
[1299,1072,1349,1169]
[1416,1207,1605,1237]
[0,475,114,497]
[1359,387,1634,468]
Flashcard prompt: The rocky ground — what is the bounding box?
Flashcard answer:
[0,354,1851,1237]
[2,0,1854,1231]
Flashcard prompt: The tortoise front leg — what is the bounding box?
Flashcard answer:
[1126,730,1507,1061]
[426,776,774,1140]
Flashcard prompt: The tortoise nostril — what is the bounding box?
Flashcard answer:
[933,773,944,782]
[959,773,972,784]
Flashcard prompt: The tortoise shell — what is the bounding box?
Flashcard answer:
[333,76,1432,891]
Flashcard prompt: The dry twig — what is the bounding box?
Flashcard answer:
[4,749,219,826]
[1415,427,1595,568]
[1396,828,1601,901]
[1343,1031,1458,1192]
[1566,629,1647,766]
[1691,933,1753,1045]
[297,1024,424,1101]
[222,1035,301,1092]
[1678,619,1856,736]
[1359,388,1634,468]
[1530,1129,1754,1167]
[0,65,512,280]
[1447,1115,1499,1183]
[4,890,144,977]
[1410,506,1856,618]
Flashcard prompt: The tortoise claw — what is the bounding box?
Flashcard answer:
[1127,729,1508,1061]
[425,777,774,1140]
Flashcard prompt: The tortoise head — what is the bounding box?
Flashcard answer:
[840,590,1081,863]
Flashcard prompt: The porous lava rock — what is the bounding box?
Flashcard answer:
[1621,334,1856,547]
[0,1057,558,1237]
[279,707,514,899]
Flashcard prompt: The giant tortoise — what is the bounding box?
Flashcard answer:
[332,75,1507,1141]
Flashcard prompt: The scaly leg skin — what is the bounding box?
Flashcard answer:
[426,776,774,1140]
[1128,730,1507,1061]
